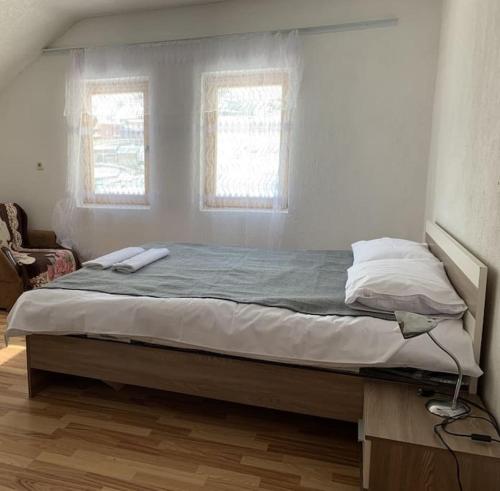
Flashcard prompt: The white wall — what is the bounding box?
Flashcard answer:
[0,0,442,254]
[426,0,500,417]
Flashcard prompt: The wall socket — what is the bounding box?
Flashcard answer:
[36,162,44,171]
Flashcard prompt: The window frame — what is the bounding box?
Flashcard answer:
[201,69,290,211]
[82,78,150,207]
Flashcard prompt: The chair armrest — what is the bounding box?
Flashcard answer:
[0,247,24,310]
[27,229,59,249]
[0,247,21,282]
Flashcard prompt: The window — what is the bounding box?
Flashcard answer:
[82,79,149,206]
[201,70,289,210]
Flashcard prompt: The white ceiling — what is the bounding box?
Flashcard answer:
[0,0,225,92]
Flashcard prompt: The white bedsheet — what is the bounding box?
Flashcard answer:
[6,289,482,377]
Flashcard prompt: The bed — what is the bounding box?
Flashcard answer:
[5,222,487,423]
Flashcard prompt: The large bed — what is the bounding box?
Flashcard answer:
[5,222,487,423]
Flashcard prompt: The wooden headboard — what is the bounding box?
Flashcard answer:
[425,221,487,393]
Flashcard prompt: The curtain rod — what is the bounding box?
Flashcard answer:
[42,17,398,54]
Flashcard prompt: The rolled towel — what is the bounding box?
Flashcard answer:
[111,248,170,273]
[83,247,145,270]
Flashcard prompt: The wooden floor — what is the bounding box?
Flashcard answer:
[0,311,360,490]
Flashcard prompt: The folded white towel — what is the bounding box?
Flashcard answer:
[83,247,145,270]
[111,248,170,273]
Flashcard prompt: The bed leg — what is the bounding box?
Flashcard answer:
[27,368,53,397]
[26,336,52,397]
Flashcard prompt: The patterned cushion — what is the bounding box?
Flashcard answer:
[12,248,78,288]
[0,203,28,250]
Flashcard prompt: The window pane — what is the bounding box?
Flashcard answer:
[216,84,283,198]
[91,91,145,196]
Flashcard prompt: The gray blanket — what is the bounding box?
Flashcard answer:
[44,243,394,319]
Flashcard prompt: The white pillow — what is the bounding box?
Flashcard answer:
[351,238,436,264]
[345,259,467,316]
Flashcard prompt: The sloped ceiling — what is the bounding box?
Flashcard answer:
[0,0,225,92]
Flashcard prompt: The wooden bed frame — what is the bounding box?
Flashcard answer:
[25,222,487,422]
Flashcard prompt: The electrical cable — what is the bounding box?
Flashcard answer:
[458,396,500,435]
[431,403,470,491]
[428,388,500,434]
[434,419,464,491]
[439,390,500,437]
[441,415,500,443]
[419,389,500,490]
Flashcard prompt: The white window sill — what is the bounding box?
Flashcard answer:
[200,207,288,214]
[78,204,151,210]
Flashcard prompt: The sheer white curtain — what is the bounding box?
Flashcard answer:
[55,32,303,258]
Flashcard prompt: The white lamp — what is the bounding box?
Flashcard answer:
[395,310,468,418]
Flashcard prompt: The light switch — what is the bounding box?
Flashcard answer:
[36,162,44,171]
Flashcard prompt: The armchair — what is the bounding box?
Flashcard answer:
[0,203,79,310]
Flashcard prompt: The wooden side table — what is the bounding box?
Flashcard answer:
[361,380,500,490]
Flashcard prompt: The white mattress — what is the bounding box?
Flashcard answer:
[6,289,482,377]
